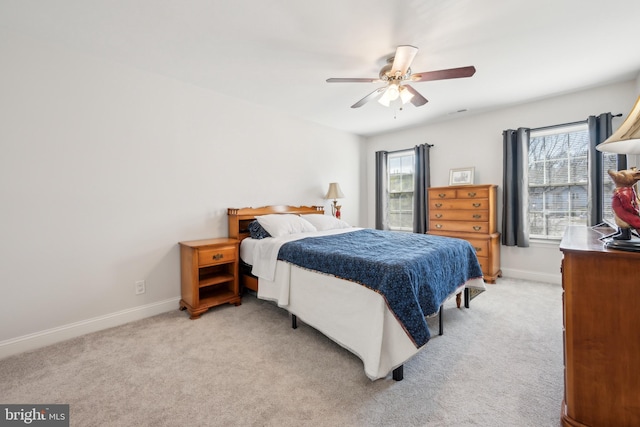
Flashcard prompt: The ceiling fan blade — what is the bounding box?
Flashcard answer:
[411,66,476,82]
[403,84,428,106]
[351,87,387,108]
[391,45,418,76]
[327,77,380,83]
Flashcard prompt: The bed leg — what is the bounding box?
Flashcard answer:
[439,305,444,336]
[464,288,470,308]
[392,365,404,381]
[291,314,297,329]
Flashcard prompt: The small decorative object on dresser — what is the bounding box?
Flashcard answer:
[427,184,501,283]
[449,167,474,185]
[604,167,640,245]
[178,237,241,319]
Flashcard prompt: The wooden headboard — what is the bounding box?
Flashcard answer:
[227,205,324,241]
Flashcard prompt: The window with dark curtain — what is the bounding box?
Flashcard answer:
[502,113,625,245]
[375,144,432,232]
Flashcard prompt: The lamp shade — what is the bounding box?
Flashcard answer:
[596,95,640,154]
[399,86,414,104]
[325,182,345,199]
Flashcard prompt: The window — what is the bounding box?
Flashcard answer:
[528,124,618,239]
[387,150,414,231]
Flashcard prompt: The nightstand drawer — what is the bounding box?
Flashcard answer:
[198,246,237,267]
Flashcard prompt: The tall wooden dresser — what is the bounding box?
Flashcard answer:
[427,184,501,283]
[559,226,640,427]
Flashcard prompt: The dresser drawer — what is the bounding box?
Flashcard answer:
[456,188,490,199]
[198,246,237,267]
[430,220,490,234]
[430,199,489,210]
[476,255,489,274]
[464,237,490,255]
[429,188,457,199]
[431,210,489,221]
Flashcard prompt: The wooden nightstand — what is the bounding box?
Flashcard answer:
[179,238,241,319]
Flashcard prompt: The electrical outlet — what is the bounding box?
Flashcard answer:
[135,280,146,295]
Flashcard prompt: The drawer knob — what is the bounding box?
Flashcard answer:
[468,192,476,197]
[473,226,482,231]
[472,203,481,208]
[435,213,443,218]
[473,214,481,219]
[213,253,224,260]
[438,193,446,198]
[435,203,442,208]
[474,247,482,252]
[436,224,442,229]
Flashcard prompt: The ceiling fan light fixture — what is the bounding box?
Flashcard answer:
[378,89,392,107]
[327,45,475,109]
[399,86,414,104]
[387,83,400,101]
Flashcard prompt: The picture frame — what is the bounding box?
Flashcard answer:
[449,167,475,185]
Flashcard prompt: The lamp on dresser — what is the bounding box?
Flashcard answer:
[596,95,640,250]
[325,182,345,218]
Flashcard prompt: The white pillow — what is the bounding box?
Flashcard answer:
[256,214,317,237]
[301,214,351,231]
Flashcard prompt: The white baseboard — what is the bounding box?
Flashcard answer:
[1,270,559,360]
[0,297,180,360]
[500,268,561,285]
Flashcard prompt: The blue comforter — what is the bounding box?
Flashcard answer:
[277,229,483,347]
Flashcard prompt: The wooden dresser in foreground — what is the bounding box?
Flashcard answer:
[427,184,501,283]
[560,226,640,427]
[179,238,241,319]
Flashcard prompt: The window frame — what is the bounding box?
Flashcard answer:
[527,123,620,241]
[528,123,589,240]
[386,149,415,231]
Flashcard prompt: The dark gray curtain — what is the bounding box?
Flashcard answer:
[502,128,530,247]
[413,143,432,233]
[587,113,625,225]
[375,150,388,230]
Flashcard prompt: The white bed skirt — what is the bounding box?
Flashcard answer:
[257,260,485,380]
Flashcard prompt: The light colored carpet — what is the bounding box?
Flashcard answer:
[0,278,563,427]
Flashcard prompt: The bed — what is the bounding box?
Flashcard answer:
[227,205,486,381]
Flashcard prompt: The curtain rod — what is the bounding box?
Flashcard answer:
[531,119,586,132]
[531,114,623,132]
[384,143,434,155]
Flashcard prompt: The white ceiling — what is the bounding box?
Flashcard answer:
[1,0,639,136]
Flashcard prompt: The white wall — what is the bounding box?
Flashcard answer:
[365,80,639,284]
[0,32,363,356]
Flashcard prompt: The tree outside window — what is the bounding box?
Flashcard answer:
[528,124,618,239]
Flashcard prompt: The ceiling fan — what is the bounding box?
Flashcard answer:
[326,45,476,109]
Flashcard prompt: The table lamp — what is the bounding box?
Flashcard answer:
[596,95,640,250]
[325,182,345,218]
